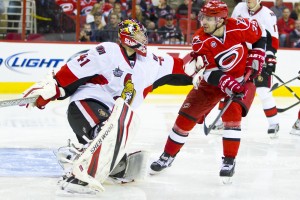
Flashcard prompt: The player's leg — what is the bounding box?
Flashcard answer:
[220,81,256,183]
[150,87,222,174]
[210,100,225,132]
[255,72,279,137]
[290,109,300,135]
[58,98,141,194]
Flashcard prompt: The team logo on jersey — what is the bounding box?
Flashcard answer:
[182,103,191,109]
[98,108,109,117]
[215,44,244,71]
[113,67,124,77]
[211,41,217,48]
[96,45,106,55]
[257,75,263,82]
[121,74,136,105]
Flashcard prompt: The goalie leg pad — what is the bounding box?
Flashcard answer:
[109,151,149,182]
[71,98,140,192]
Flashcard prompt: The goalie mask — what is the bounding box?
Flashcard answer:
[119,19,148,57]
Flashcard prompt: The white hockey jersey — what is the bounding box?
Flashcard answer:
[231,2,279,54]
[55,42,185,111]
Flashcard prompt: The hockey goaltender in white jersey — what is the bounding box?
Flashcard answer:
[22,19,192,195]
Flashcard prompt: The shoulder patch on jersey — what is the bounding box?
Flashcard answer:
[113,67,124,77]
[192,35,202,45]
[96,45,106,55]
[270,12,275,16]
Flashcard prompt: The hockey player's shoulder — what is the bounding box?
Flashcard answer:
[260,6,277,19]
[93,42,119,56]
[234,2,247,11]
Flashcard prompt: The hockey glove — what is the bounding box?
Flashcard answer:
[245,49,265,80]
[183,51,205,77]
[265,55,277,76]
[22,73,65,109]
[218,74,245,98]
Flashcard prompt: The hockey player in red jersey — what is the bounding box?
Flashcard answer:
[22,19,191,194]
[211,0,280,137]
[150,1,267,182]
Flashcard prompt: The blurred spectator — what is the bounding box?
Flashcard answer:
[127,0,148,12]
[147,20,160,43]
[79,23,95,42]
[107,2,127,22]
[176,0,199,20]
[90,12,105,31]
[289,20,300,47]
[290,2,300,20]
[90,13,105,42]
[270,0,286,19]
[128,5,149,26]
[158,14,183,44]
[151,0,172,24]
[101,13,120,42]
[277,7,295,47]
[86,2,107,26]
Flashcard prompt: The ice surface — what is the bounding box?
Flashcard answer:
[0,94,300,200]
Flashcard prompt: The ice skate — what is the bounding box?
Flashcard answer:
[219,157,235,184]
[290,119,300,135]
[54,139,86,171]
[268,124,279,138]
[57,173,99,195]
[149,152,175,175]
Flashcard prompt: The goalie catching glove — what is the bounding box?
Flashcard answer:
[22,73,65,109]
[245,49,265,80]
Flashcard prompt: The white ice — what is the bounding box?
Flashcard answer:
[0,94,300,200]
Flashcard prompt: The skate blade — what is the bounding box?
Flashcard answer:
[56,186,98,197]
[221,176,233,185]
[290,130,300,135]
[269,133,279,139]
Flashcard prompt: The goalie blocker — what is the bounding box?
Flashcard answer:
[60,98,148,193]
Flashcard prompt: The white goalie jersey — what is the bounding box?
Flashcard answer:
[231,2,279,54]
[55,42,185,111]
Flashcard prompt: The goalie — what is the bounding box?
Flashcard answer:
[22,19,192,194]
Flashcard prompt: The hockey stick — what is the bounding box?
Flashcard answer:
[270,74,300,92]
[0,96,38,108]
[203,71,251,135]
[271,73,300,113]
[277,101,300,113]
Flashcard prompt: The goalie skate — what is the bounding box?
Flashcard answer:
[220,157,235,185]
[290,119,300,135]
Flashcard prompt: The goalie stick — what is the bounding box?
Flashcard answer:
[271,73,300,113]
[0,96,38,108]
[203,71,251,135]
